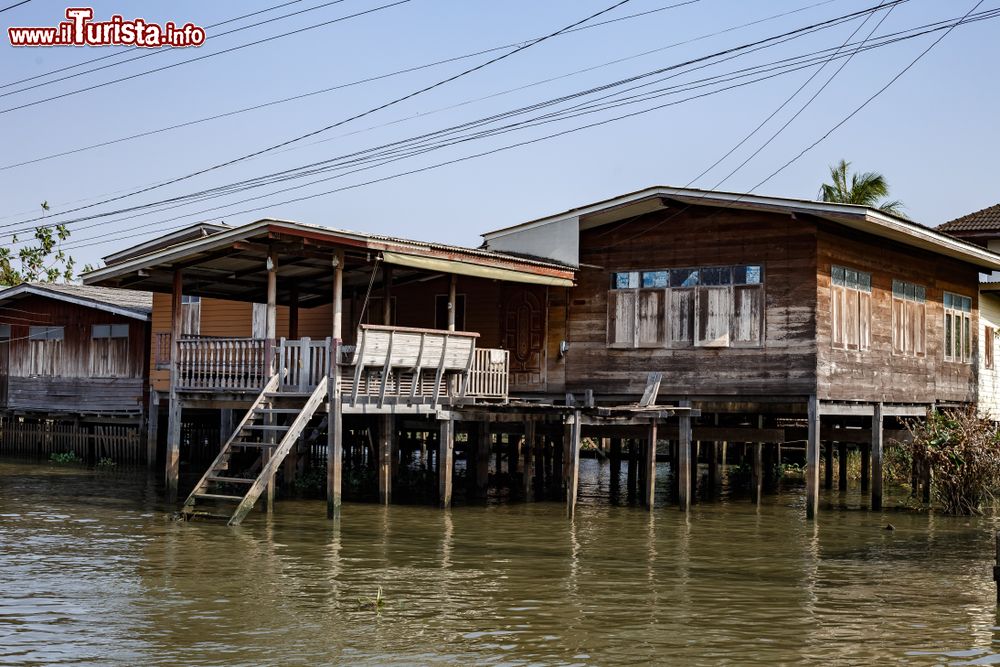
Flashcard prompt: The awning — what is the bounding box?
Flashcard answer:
[381,251,574,287]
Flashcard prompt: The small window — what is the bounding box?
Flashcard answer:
[701,267,732,286]
[734,265,762,285]
[612,272,639,289]
[944,292,973,363]
[181,295,200,304]
[28,326,64,341]
[434,294,466,331]
[831,266,871,351]
[0,324,9,338]
[641,271,668,288]
[92,324,128,339]
[891,280,927,357]
[670,269,699,288]
[986,325,995,370]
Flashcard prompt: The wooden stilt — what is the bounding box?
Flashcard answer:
[552,433,563,498]
[871,402,884,511]
[626,439,638,498]
[610,437,622,494]
[327,250,344,519]
[824,440,834,490]
[708,440,719,489]
[439,416,454,508]
[643,421,657,509]
[838,442,848,492]
[476,423,490,498]
[860,443,871,493]
[165,269,183,502]
[523,421,535,501]
[566,411,582,518]
[378,415,393,505]
[678,404,692,512]
[806,395,820,520]
[146,390,159,469]
[752,441,763,505]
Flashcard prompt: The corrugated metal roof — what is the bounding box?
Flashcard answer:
[6,283,153,316]
[939,203,1000,232]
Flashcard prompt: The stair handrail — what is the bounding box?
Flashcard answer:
[180,372,282,513]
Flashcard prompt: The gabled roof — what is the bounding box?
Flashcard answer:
[102,222,231,266]
[938,203,1000,233]
[0,283,152,321]
[482,185,1000,271]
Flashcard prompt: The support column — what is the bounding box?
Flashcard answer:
[610,437,622,493]
[678,403,692,512]
[146,390,159,469]
[264,250,278,375]
[824,440,834,490]
[219,409,233,448]
[872,402,884,511]
[838,442,848,492]
[566,411,582,518]
[382,265,393,325]
[327,249,344,519]
[439,416,455,508]
[626,440,638,497]
[378,415,394,505]
[643,420,657,509]
[448,274,457,331]
[523,420,535,501]
[860,443,871,492]
[708,440,719,490]
[752,441,763,505]
[165,269,183,502]
[806,395,820,520]
[476,422,490,498]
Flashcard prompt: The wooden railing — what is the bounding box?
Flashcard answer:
[467,348,509,400]
[277,337,330,392]
[176,337,267,391]
[154,332,171,370]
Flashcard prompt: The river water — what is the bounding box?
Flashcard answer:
[1,459,999,666]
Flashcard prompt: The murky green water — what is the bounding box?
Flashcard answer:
[2,459,1000,666]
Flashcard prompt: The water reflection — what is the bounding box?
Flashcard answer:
[2,459,1000,665]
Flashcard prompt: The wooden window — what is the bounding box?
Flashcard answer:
[891,280,926,357]
[181,295,201,336]
[90,324,130,377]
[944,292,973,363]
[607,265,763,349]
[986,325,995,370]
[831,266,872,351]
[28,325,64,376]
[434,294,466,331]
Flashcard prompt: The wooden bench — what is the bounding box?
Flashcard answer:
[346,324,479,407]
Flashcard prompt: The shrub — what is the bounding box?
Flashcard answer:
[906,408,1000,515]
[49,451,80,464]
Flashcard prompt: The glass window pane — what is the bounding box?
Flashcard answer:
[914,285,925,302]
[92,324,110,339]
[945,314,952,356]
[49,326,63,341]
[746,265,762,285]
[904,283,915,300]
[181,295,201,304]
[111,324,129,338]
[670,269,699,288]
[859,272,871,292]
[963,296,972,313]
[944,292,953,308]
[832,266,845,286]
[613,272,639,289]
[701,267,731,286]
[892,280,904,298]
[641,271,668,288]
[0,324,8,337]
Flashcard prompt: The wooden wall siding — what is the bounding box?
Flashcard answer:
[552,207,819,397]
[979,293,1000,420]
[0,295,146,387]
[7,377,145,412]
[816,222,979,404]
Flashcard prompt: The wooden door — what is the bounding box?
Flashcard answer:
[502,286,546,391]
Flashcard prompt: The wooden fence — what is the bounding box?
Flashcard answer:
[0,416,144,465]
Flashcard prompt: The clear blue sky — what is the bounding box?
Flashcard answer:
[1,0,998,269]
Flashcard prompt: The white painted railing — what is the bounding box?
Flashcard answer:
[176,337,266,391]
[467,348,509,400]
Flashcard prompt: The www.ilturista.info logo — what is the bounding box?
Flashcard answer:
[8,7,206,47]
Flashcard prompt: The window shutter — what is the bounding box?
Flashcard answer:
[669,289,694,344]
[859,291,871,350]
[733,285,762,344]
[831,285,844,348]
[607,290,637,347]
[637,289,666,346]
[696,286,731,347]
[844,289,860,349]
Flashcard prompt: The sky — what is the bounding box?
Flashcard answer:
[1,0,998,270]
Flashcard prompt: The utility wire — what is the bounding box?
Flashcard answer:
[0,0,31,13]
[8,0,638,228]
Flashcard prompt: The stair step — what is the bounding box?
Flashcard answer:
[193,492,244,502]
[253,408,302,414]
[264,392,312,398]
[243,424,290,431]
[207,476,255,484]
[230,441,279,448]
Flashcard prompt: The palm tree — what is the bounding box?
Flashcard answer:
[818,159,904,216]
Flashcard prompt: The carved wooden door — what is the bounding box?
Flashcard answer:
[502,286,546,390]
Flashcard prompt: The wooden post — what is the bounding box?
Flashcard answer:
[708,441,719,490]
[806,395,820,520]
[382,265,393,325]
[476,422,490,498]
[752,442,763,505]
[146,390,159,469]
[439,416,454,508]
[626,439,638,497]
[165,269,183,502]
[552,433,563,498]
[264,250,278,375]
[872,402,884,511]
[289,282,300,340]
[644,420,657,509]
[678,402,692,512]
[566,411,582,518]
[838,442,848,492]
[219,409,233,449]
[327,249,344,519]
[448,274,457,331]
[610,437,622,492]
[378,415,393,505]
[523,420,535,501]
[860,443,871,493]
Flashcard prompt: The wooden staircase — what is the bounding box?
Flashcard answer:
[181,373,329,526]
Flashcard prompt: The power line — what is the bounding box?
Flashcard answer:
[0,0,414,115]
[8,0,639,228]
[0,0,717,172]
[59,8,993,253]
[0,0,31,13]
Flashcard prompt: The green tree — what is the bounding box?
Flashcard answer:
[818,159,904,216]
[0,202,77,286]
